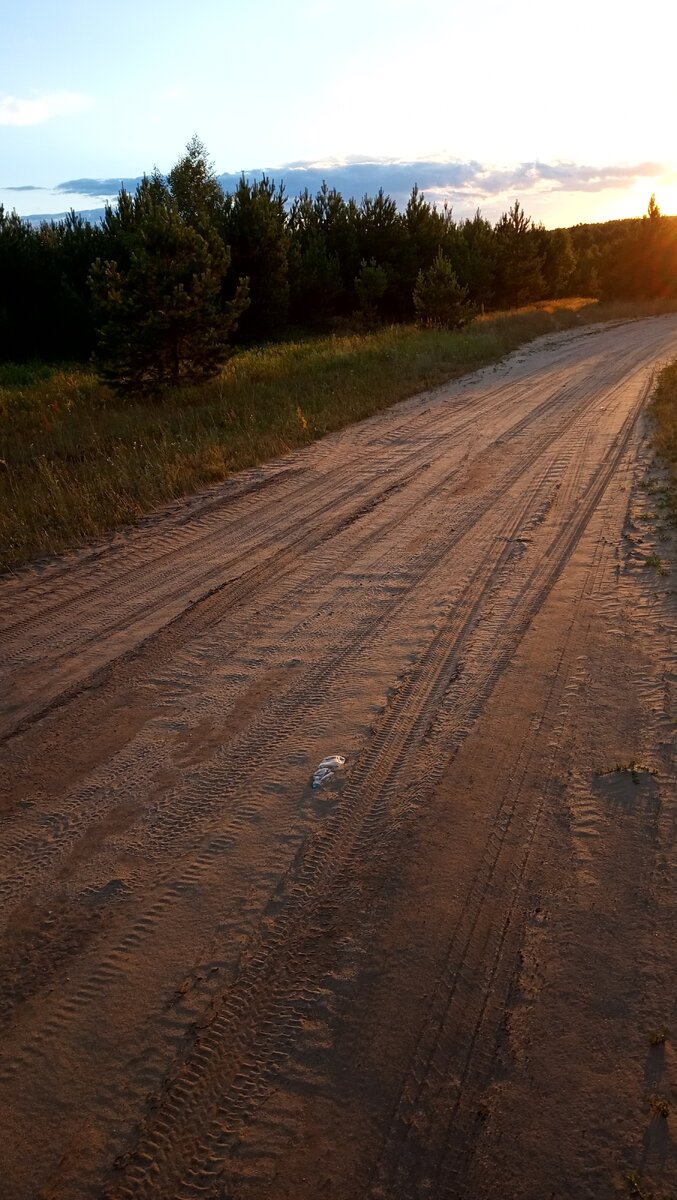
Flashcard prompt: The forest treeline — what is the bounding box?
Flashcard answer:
[1,139,676,380]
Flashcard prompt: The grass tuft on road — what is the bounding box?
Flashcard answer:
[2,297,676,573]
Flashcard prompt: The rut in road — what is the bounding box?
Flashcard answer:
[1,315,676,1200]
[0,330,654,742]
[0,357,631,908]
[368,455,625,1200]
[105,364,653,1200]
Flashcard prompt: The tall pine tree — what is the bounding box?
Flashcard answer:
[90,148,248,392]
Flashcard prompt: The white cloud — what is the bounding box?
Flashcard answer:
[0,92,92,127]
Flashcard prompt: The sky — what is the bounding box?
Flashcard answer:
[2,0,677,228]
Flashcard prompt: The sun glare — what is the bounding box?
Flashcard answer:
[624,173,677,221]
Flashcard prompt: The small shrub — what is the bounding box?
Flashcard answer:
[644,553,668,575]
[649,1030,667,1046]
[649,1095,671,1119]
[413,251,476,330]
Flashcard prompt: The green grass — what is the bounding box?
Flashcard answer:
[2,297,676,572]
[650,359,677,527]
[644,553,669,575]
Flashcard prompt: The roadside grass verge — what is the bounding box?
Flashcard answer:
[649,359,677,526]
[2,296,676,572]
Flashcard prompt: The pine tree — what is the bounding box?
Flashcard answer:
[288,188,347,326]
[413,251,476,329]
[168,135,226,230]
[90,150,248,393]
[455,210,496,309]
[357,188,406,318]
[598,197,677,300]
[0,206,43,360]
[220,176,289,341]
[647,194,661,223]
[538,227,576,298]
[493,201,545,308]
[394,186,458,319]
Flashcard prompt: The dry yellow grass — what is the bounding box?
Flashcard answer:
[2,297,676,571]
[650,359,677,524]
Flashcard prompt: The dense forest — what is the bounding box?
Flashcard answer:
[1,140,676,388]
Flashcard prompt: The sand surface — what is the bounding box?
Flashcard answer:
[1,316,676,1200]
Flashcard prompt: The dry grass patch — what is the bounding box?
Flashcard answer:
[2,297,676,572]
[650,359,677,526]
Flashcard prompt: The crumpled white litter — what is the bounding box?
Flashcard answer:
[311,754,346,789]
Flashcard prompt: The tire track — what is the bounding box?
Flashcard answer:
[0,333,651,744]
[0,368,522,647]
[0,352,641,753]
[2,318,677,1200]
[0,370,623,900]
[368,405,644,1199]
[102,371,649,1200]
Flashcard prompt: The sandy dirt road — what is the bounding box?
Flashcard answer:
[1,316,676,1200]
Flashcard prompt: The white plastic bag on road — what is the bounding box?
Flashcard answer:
[311,755,346,788]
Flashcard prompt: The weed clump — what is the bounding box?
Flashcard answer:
[649,1096,671,1119]
[650,361,677,527]
[644,553,668,575]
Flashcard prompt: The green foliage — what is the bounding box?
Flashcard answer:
[5,137,677,372]
[454,210,496,309]
[0,205,39,361]
[315,183,361,290]
[290,229,344,327]
[391,186,459,318]
[354,258,388,323]
[0,361,55,387]
[358,188,402,267]
[598,196,677,300]
[413,251,475,329]
[493,201,546,307]
[356,188,407,319]
[288,184,357,326]
[568,239,602,298]
[167,135,226,229]
[221,175,289,340]
[539,227,576,297]
[90,154,249,393]
[0,204,105,362]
